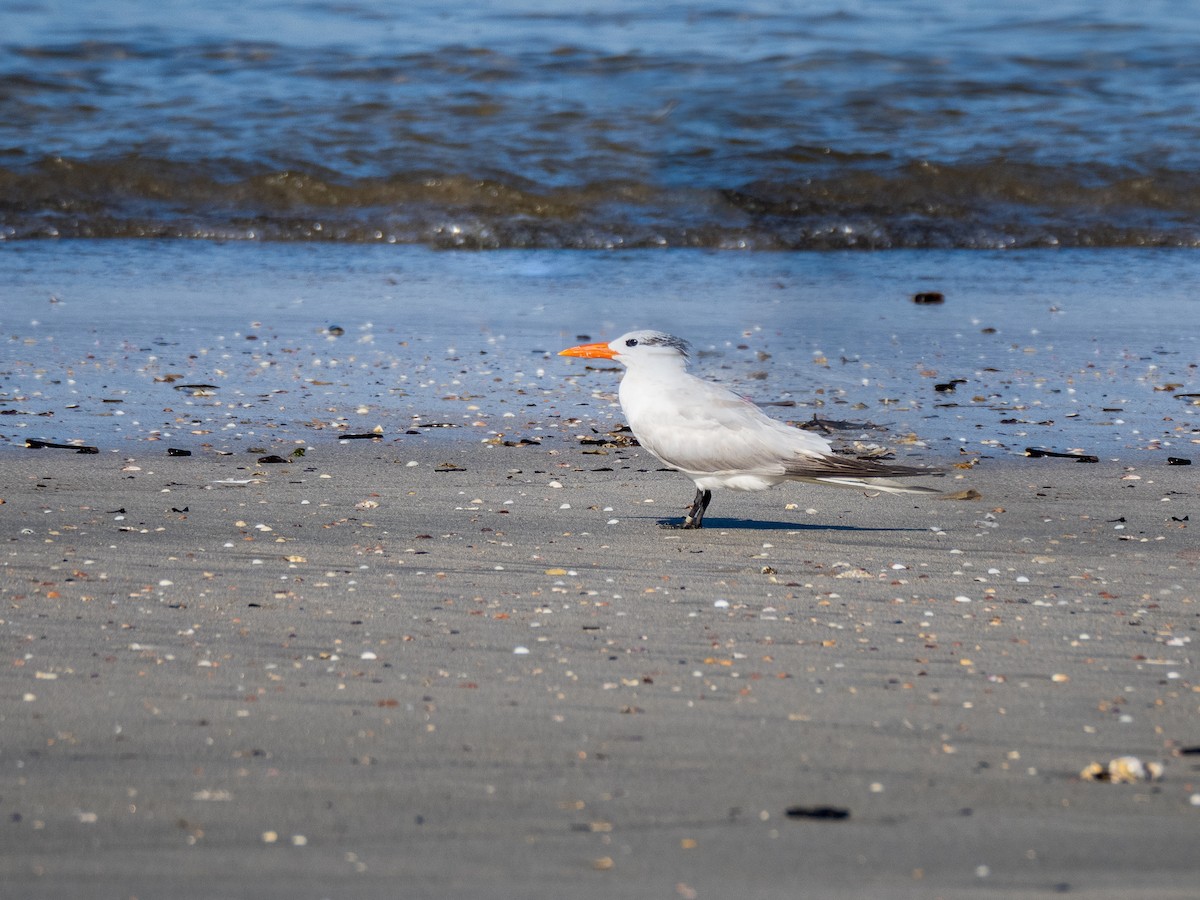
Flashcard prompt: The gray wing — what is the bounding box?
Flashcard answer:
[623,373,937,487]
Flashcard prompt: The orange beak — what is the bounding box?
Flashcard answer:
[559,341,616,359]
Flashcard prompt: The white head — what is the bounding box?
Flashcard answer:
[559,330,692,370]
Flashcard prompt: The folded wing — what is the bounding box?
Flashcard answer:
[624,374,935,489]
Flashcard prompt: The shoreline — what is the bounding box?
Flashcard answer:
[5,244,1200,464]
[2,440,1196,898]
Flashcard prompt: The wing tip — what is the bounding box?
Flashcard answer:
[786,452,941,481]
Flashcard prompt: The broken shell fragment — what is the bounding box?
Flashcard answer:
[1080,756,1164,783]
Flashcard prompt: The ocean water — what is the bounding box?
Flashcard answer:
[3,0,1199,248]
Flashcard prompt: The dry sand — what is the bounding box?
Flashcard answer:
[2,439,1197,899]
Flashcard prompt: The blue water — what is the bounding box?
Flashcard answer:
[3,0,1198,247]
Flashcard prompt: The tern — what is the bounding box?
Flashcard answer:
[560,330,939,528]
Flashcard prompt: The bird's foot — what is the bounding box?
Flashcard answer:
[658,517,702,530]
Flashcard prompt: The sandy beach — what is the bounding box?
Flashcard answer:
[3,243,1199,897]
[2,436,1197,899]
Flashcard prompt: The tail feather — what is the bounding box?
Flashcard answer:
[811,475,942,495]
[784,452,940,492]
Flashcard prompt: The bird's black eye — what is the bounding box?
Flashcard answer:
[625,338,638,347]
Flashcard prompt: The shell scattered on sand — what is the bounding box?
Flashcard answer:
[1080,756,1164,783]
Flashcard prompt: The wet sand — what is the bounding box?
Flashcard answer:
[5,244,1200,462]
[2,439,1197,899]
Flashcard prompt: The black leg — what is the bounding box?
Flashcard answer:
[681,488,712,529]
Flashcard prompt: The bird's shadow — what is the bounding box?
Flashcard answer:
[642,516,926,533]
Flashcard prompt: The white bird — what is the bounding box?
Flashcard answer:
[560,329,939,528]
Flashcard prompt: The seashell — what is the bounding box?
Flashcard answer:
[1080,756,1164,783]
